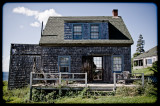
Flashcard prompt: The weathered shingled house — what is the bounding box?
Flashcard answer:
[8,9,134,89]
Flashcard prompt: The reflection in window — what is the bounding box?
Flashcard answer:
[93,57,102,80]
[58,56,70,72]
[113,56,122,72]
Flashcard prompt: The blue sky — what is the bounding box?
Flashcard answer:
[2,2,157,72]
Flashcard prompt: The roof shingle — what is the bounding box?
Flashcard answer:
[39,16,134,46]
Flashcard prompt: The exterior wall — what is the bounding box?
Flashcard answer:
[133,56,158,69]
[40,45,131,83]
[8,44,41,89]
[8,44,131,89]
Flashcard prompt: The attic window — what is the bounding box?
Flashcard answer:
[90,24,99,39]
[73,25,82,39]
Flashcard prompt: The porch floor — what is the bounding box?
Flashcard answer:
[32,83,139,91]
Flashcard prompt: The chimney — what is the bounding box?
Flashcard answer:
[112,9,118,17]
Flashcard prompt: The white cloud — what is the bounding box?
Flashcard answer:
[2,56,10,72]
[13,7,62,27]
[30,21,40,27]
[13,7,38,16]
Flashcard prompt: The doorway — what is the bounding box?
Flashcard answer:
[82,56,103,82]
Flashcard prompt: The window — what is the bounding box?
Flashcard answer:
[147,59,152,64]
[90,25,99,39]
[73,25,82,39]
[93,57,102,80]
[58,56,70,72]
[112,56,123,72]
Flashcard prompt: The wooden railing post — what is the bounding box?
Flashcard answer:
[113,72,116,91]
[59,72,62,95]
[85,72,87,88]
[142,73,144,87]
[59,72,61,85]
[29,72,33,100]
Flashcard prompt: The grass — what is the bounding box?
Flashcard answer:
[54,95,157,104]
[3,80,157,104]
[132,67,154,76]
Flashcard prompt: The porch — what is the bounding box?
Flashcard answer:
[29,72,144,100]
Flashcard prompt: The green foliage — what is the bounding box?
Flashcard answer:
[132,68,154,76]
[148,61,158,74]
[136,34,145,54]
[116,86,142,96]
[32,89,47,102]
[3,81,157,104]
[143,80,157,97]
[133,52,141,58]
[46,91,56,103]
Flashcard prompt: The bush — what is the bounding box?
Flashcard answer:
[116,86,142,96]
[46,91,56,103]
[143,80,157,97]
[32,89,46,102]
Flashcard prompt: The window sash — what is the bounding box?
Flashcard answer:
[112,56,123,72]
[73,25,82,39]
[58,56,70,72]
[90,25,99,39]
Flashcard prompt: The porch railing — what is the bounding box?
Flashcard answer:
[29,72,87,100]
[113,72,144,90]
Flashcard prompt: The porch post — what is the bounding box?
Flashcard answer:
[113,72,116,91]
[85,72,87,88]
[59,72,62,95]
[29,72,33,100]
[142,73,144,87]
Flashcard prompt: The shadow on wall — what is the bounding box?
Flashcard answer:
[109,23,129,40]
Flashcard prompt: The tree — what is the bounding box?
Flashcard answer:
[133,34,145,58]
[136,34,145,54]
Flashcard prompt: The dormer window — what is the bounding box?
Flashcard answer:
[64,22,108,40]
[73,24,82,39]
[90,24,99,39]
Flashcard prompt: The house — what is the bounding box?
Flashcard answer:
[8,9,134,89]
[133,46,158,69]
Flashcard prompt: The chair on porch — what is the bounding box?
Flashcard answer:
[117,71,131,84]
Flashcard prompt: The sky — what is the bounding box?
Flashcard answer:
[2,2,158,72]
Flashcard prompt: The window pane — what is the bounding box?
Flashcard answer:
[147,59,152,64]
[91,25,99,39]
[74,25,82,32]
[91,25,99,32]
[60,67,69,72]
[113,56,122,71]
[60,57,69,65]
[59,56,70,72]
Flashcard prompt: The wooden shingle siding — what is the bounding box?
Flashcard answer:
[8,44,41,89]
[9,44,131,89]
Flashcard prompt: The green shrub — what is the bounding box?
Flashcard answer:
[116,86,143,96]
[32,89,46,102]
[143,80,157,97]
[46,91,56,103]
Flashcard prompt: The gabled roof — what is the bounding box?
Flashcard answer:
[39,16,134,46]
[134,46,158,59]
